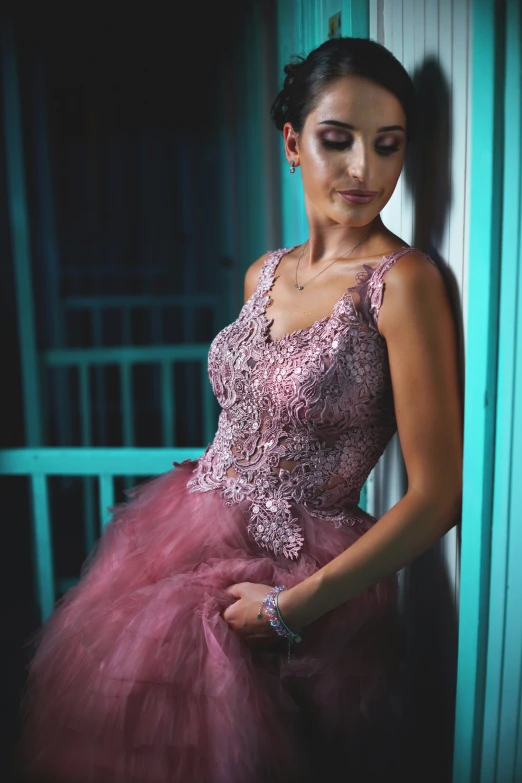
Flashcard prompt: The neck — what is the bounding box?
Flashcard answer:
[302,214,383,268]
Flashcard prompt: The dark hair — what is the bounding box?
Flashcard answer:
[270,37,416,143]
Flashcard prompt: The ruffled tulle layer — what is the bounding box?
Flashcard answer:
[16,459,404,783]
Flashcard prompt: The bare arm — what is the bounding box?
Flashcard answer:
[279,252,463,629]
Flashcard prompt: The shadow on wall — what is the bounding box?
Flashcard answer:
[401,58,464,783]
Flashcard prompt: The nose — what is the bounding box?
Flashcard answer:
[347,138,370,182]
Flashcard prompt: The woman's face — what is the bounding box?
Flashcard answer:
[284,75,407,228]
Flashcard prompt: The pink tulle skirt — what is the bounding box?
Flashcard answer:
[17,459,404,783]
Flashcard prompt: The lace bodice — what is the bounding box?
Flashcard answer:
[184,246,436,559]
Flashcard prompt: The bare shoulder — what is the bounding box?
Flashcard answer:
[378,250,447,337]
[244,252,272,303]
[375,247,462,507]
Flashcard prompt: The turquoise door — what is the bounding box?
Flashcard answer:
[453,0,522,781]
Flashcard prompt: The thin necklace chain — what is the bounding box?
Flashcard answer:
[294,223,374,291]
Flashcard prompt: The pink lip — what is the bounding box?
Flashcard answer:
[338,190,378,204]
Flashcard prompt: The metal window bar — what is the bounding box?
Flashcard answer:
[42,344,216,444]
[63,294,221,345]
[59,296,223,451]
[41,345,216,554]
[0,447,204,622]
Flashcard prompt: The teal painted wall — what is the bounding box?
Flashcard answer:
[217,1,281,320]
[276,1,369,247]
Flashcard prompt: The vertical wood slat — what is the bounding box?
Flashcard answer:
[42,347,216,448]
[120,361,135,490]
[178,139,199,441]
[32,57,62,354]
[368,0,379,41]
[438,0,454,267]
[120,362,134,447]
[217,58,236,332]
[453,0,504,779]
[479,73,513,783]
[91,307,103,347]
[0,20,43,445]
[202,365,216,446]
[122,307,132,346]
[83,476,97,554]
[150,307,162,344]
[30,474,55,620]
[78,364,97,553]
[78,364,92,446]
[401,0,414,243]
[345,0,369,36]
[412,0,425,67]
[451,0,470,297]
[480,2,522,780]
[512,162,522,783]
[381,0,404,241]
[424,0,439,57]
[0,448,205,621]
[161,361,175,447]
[276,0,308,248]
[32,57,76,455]
[447,0,471,607]
[99,473,115,530]
[91,309,107,447]
[493,12,522,776]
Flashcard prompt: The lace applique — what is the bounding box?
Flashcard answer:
[185,246,433,559]
[347,246,438,330]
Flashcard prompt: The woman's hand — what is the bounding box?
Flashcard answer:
[221,582,282,649]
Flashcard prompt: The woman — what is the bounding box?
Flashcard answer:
[17,36,462,782]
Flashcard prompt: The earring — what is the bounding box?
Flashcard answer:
[289,161,296,174]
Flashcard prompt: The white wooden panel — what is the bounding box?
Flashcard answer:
[424,0,440,59]
[371,2,471,778]
[447,0,470,603]
[401,0,416,244]
[413,1,426,75]
[380,0,405,241]
[450,0,469,296]
[372,0,469,579]
[438,0,454,267]
[369,0,380,41]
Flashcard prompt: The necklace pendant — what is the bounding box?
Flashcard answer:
[295,284,304,290]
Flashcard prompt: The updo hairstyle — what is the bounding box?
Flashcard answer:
[270,37,416,144]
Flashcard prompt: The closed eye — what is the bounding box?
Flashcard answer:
[322,140,401,155]
[322,140,350,150]
[375,145,400,155]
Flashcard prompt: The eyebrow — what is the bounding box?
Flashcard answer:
[318,120,406,133]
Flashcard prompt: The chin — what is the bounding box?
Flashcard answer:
[334,211,376,228]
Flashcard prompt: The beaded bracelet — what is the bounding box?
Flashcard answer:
[258,585,302,662]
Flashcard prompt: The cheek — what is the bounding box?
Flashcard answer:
[378,157,404,191]
[303,143,337,178]
[300,160,335,196]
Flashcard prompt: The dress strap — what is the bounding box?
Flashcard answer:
[348,246,437,331]
[256,247,297,298]
[367,246,437,328]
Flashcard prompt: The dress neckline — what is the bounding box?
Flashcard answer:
[260,244,411,345]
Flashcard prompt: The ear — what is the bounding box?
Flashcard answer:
[283,122,300,167]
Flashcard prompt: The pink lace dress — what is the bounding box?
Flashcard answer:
[18,246,437,783]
